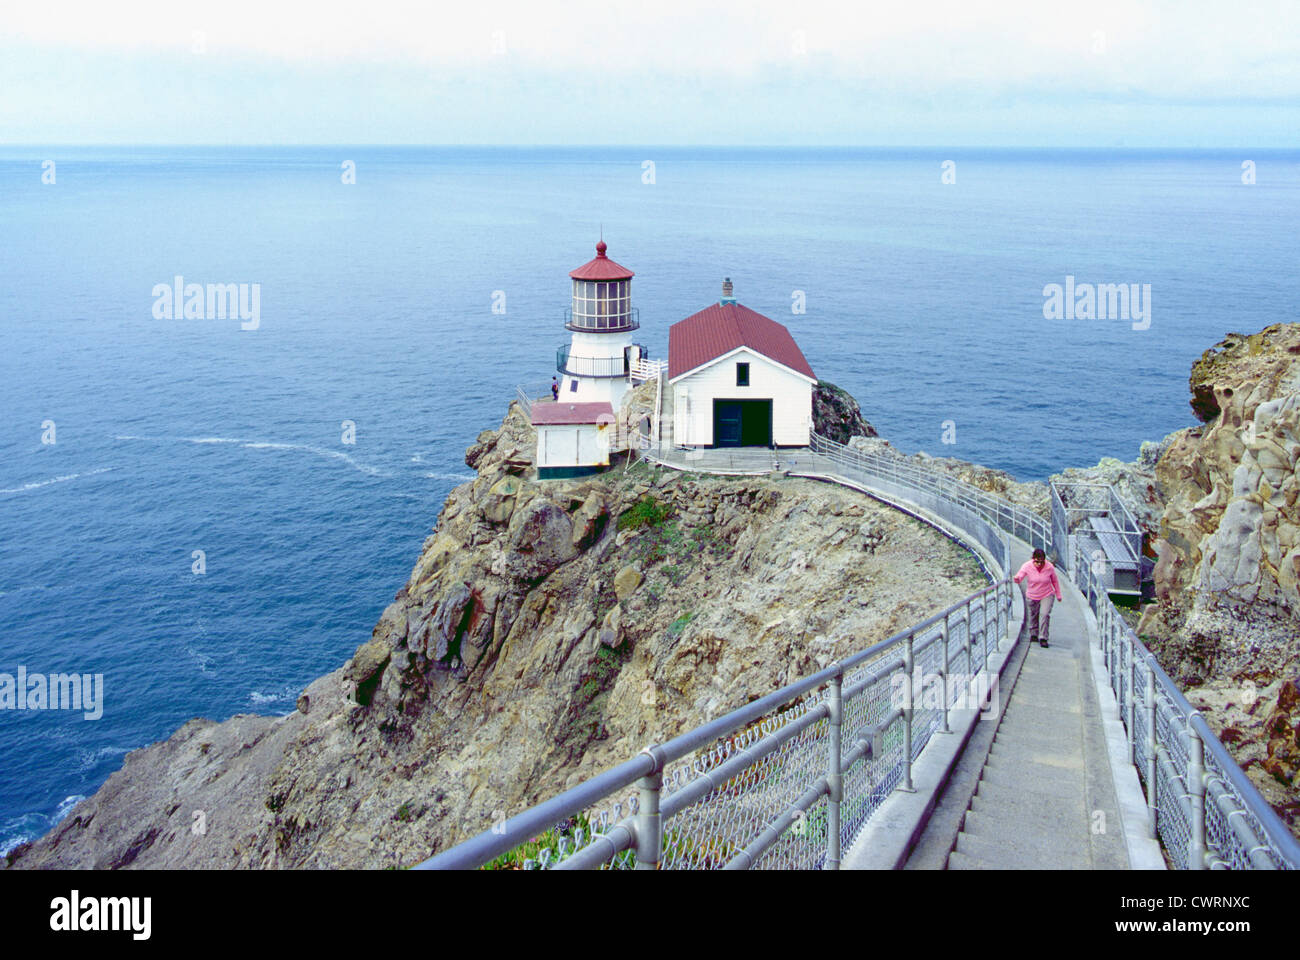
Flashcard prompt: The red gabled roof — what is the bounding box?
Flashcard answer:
[530,401,615,426]
[668,302,816,381]
[569,240,634,281]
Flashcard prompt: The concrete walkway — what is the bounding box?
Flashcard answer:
[946,539,1130,869]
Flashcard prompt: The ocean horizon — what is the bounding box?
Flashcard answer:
[2,145,1298,854]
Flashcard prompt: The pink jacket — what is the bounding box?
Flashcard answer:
[1014,560,1062,602]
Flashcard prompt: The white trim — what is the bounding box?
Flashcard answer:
[668,345,817,386]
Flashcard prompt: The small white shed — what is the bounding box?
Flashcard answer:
[531,401,615,479]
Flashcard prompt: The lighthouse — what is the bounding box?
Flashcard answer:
[528,240,646,480]
[557,240,643,410]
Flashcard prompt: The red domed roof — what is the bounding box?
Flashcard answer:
[570,241,635,281]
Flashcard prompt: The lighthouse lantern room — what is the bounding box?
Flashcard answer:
[558,240,642,409]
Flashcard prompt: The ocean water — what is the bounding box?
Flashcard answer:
[1,146,1297,853]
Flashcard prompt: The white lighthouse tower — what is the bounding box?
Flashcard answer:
[557,240,642,410]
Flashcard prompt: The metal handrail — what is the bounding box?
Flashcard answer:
[807,431,1052,561]
[514,380,555,417]
[416,578,1011,870]
[1075,539,1300,870]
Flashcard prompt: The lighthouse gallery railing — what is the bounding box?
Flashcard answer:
[416,431,1299,869]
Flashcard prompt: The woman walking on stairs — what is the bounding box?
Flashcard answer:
[1014,548,1063,648]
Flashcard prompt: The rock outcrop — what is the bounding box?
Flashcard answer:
[1137,324,1300,826]
[812,381,878,445]
[8,401,987,869]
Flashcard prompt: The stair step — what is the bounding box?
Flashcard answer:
[992,732,1080,754]
[945,849,1001,870]
[961,808,1092,852]
[968,794,1091,836]
[1001,686,1080,707]
[987,741,1085,772]
[993,721,1080,744]
[954,826,1089,870]
[998,702,1079,719]
[978,761,1086,800]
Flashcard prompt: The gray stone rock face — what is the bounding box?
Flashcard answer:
[482,475,523,524]
[1132,323,1300,833]
[1203,498,1264,601]
[431,583,474,662]
[613,564,642,599]
[570,492,608,550]
[346,639,391,707]
[507,498,578,582]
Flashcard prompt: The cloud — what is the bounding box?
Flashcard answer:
[2,0,1298,144]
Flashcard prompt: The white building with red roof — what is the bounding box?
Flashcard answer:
[531,400,616,479]
[667,279,816,448]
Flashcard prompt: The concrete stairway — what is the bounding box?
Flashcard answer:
[946,548,1130,870]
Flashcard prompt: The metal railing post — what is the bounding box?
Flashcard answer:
[1188,720,1207,870]
[979,594,990,675]
[965,600,975,682]
[939,619,951,733]
[636,752,664,870]
[902,634,915,792]
[1145,666,1158,840]
[1125,631,1136,764]
[1102,602,1111,674]
[825,672,843,869]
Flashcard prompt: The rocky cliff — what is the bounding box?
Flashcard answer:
[18,324,1299,869]
[1136,324,1300,826]
[8,401,987,869]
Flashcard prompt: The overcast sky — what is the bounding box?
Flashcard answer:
[3,0,1298,145]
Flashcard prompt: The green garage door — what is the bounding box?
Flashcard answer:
[713,399,772,447]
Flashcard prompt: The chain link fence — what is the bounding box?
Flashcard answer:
[1074,539,1300,870]
[418,582,1010,871]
